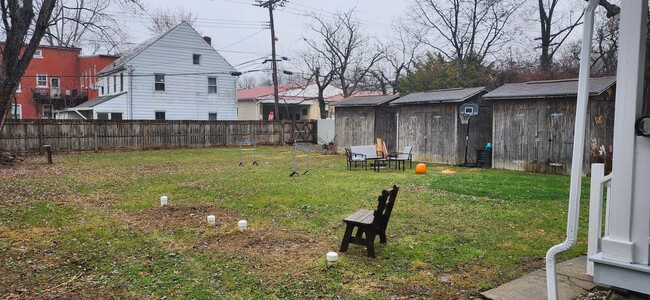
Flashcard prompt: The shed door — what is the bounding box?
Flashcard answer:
[547,111,570,167]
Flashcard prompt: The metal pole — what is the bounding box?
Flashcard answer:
[464,117,471,166]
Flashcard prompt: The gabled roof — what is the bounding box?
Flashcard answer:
[390,87,487,106]
[236,83,305,99]
[71,92,127,110]
[333,94,400,107]
[97,21,216,76]
[482,77,616,100]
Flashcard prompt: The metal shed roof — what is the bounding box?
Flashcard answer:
[390,87,487,106]
[333,94,400,107]
[482,77,616,100]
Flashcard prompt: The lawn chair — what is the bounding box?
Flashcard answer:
[340,185,400,258]
[345,147,367,170]
[390,146,413,170]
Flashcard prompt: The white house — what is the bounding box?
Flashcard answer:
[58,21,237,120]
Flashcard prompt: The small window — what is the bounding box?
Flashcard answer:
[16,83,21,93]
[193,54,201,65]
[97,112,109,120]
[302,109,307,116]
[107,77,111,94]
[100,86,104,95]
[111,113,123,120]
[155,111,166,120]
[113,75,117,92]
[208,113,218,120]
[154,74,165,91]
[295,114,300,120]
[43,104,53,119]
[36,74,47,87]
[120,73,124,91]
[10,104,21,119]
[34,49,43,58]
[208,77,217,94]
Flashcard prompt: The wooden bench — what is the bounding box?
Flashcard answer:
[339,185,400,257]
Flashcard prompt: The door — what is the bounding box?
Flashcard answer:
[50,77,60,98]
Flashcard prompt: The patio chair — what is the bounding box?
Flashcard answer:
[390,146,413,170]
[345,147,367,170]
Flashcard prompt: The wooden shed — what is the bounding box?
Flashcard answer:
[390,87,490,165]
[482,77,616,175]
[334,94,400,150]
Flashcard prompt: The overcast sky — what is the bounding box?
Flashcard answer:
[125,0,407,72]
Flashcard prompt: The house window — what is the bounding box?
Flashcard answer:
[34,49,43,58]
[113,75,117,92]
[155,111,166,120]
[97,112,122,120]
[193,54,201,65]
[120,73,124,91]
[36,74,47,87]
[10,104,21,119]
[43,104,53,119]
[100,86,104,95]
[107,77,111,94]
[154,74,165,91]
[208,77,217,94]
[16,83,21,93]
[302,109,307,116]
[208,113,218,120]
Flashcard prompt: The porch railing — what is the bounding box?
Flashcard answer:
[587,163,612,275]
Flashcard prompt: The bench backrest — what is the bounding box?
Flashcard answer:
[350,145,380,159]
[372,190,390,227]
[378,185,399,232]
[398,146,413,160]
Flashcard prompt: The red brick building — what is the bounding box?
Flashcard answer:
[3,44,118,119]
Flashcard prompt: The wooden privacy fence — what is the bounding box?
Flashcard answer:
[0,120,316,154]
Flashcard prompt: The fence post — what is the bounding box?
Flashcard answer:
[38,119,44,155]
[224,122,230,146]
[587,163,605,276]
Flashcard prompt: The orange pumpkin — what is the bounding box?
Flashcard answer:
[415,163,426,174]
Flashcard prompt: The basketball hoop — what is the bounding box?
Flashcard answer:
[459,114,471,124]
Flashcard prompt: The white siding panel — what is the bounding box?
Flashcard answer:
[112,23,237,120]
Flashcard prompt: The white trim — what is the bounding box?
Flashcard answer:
[36,74,48,87]
[33,49,43,58]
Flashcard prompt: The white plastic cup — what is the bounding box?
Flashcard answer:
[207,215,216,224]
[326,252,339,263]
[160,196,168,206]
[238,220,248,231]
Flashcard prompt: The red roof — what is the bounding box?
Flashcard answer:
[236,83,303,99]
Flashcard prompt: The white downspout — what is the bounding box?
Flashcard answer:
[545,0,598,299]
[128,66,134,119]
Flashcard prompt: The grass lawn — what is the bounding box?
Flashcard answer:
[0,146,591,299]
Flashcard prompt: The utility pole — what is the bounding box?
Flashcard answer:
[256,0,285,120]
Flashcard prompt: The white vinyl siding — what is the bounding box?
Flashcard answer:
[122,23,237,120]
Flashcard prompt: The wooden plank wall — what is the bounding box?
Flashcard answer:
[455,97,493,165]
[374,107,397,152]
[0,120,306,153]
[491,97,614,175]
[334,107,376,147]
[396,104,458,164]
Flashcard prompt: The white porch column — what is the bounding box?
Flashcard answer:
[600,0,648,263]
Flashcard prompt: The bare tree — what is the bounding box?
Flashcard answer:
[410,0,522,77]
[147,7,198,35]
[535,1,587,73]
[297,49,337,119]
[374,19,423,95]
[0,0,57,130]
[41,0,145,54]
[304,10,384,98]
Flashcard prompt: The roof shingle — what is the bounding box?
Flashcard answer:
[390,87,487,106]
[482,77,616,100]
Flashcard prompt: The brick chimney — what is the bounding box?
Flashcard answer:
[203,36,212,46]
